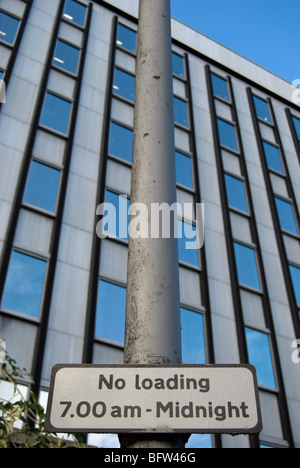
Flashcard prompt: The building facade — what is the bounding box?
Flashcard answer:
[0,0,300,448]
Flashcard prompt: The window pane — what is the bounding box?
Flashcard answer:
[2,251,46,318]
[0,12,20,45]
[186,434,212,449]
[263,141,283,174]
[245,328,276,388]
[292,116,300,139]
[102,190,130,240]
[95,280,126,344]
[116,24,136,54]
[23,161,60,213]
[225,174,248,213]
[289,265,300,306]
[172,53,185,79]
[234,242,260,290]
[53,40,80,75]
[108,122,133,163]
[253,96,272,123]
[63,0,87,27]
[0,70,3,80]
[175,151,193,189]
[178,220,199,267]
[275,197,298,235]
[211,73,230,102]
[174,97,188,128]
[40,92,71,135]
[217,119,238,152]
[181,308,205,364]
[113,68,135,103]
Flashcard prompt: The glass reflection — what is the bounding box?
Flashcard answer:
[95,280,126,344]
[24,161,60,213]
[2,251,46,318]
[245,327,276,388]
[181,308,205,364]
[234,242,260,290]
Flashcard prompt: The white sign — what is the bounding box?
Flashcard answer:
[45,365,262,435]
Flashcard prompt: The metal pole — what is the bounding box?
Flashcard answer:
[120,0,187,449]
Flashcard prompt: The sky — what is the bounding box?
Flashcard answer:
[170,0,298,84]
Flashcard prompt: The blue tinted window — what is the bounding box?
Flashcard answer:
[2,251,46,318]
[225,174,248,213]
[40,92,71,135]
[102,190,130,240]
[172,53,185,79]
[181,308,205,364]
[275,197,298,235]
[263,141,283,174]
[292,116,300,139]
[23,161,60,213]
[245,328,276,388]
[234,242,260,290]
[186,434,212,449]
[108,122,133,163]
[0,11,20,45]
[0,70,3,80]
[116,24,136,54]
[113,68,135,103]
[63,0,87,27]
[53,40,80,75]
[289,265,300,306]
[217,119,238,152]
[253,96,272,123]
[175,151,193,189]
[174,96,188,128]
[95,280,126,344]
[178,221,199,267]
[211,73,230,102]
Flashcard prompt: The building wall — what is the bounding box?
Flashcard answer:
[0,0,299,449]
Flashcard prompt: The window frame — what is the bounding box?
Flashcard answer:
[95,277,127,346]
[22,159,62,215]
[211,72,231,103]
[262,140,284,175]
[233,241,261,292]
[180,306,206,364]
[0,10,21,47]
[62,0,87,29]
[253,95,272,125]
[116,23,137,56]
[52,38,81,76]
[1,249,48,320]
[274,195,299,236]
[39,91,73,137]
[217,117,239,153]
[173,95,189,129]
[224,172,249,214]
[112,67,136,104]
[245,326,277,390]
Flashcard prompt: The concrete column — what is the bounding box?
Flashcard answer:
[121,0,186,449]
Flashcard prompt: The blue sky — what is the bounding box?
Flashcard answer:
[170,0,298,84]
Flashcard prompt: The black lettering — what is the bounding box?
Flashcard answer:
[195,405,207,418]
[240,401,250,418]
[215,405,226,421]
[166,375,178,390]
[124,406,142,418]
[182,402,193,418]
[228,401,240,418]
[99,374,113,390]
[157,401,173,417]
[92,401,106,418]
[111,405,122,418]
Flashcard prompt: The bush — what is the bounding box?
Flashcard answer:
[0,345,82,448]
